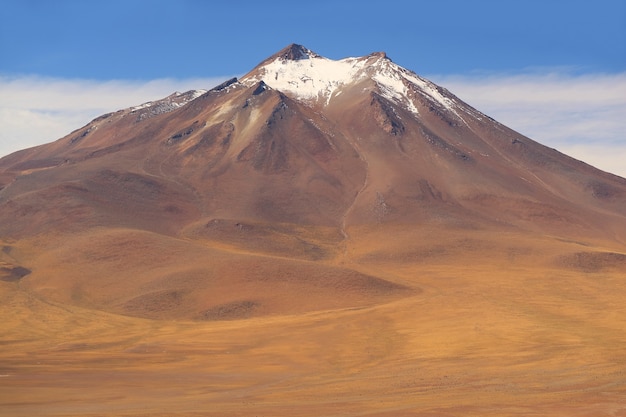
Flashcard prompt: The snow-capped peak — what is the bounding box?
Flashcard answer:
[241,45,459,115]
[242,47,373,106]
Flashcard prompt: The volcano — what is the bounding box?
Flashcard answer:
[1,44,625,416]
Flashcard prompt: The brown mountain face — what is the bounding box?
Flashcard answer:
[1,44,626,416]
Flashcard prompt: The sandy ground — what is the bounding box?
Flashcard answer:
[1,228,626,417]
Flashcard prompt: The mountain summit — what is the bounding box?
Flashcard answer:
[271,43,319,61]
[0,44,625,319]
[242,43,456,114]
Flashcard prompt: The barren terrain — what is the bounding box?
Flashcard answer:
[1,225,626,416]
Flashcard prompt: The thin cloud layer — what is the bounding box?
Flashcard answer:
[431,71,626,178]
[1,72,624,178]
[0,75,230,157]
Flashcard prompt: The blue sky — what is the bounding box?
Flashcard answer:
[1,0,625,176]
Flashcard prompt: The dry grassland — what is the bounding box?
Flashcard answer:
[1,226,625,416]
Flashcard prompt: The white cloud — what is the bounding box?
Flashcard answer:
[430,71,626,178]
[0,75,231,158]
[1,72,624,178]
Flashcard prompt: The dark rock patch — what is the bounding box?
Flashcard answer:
[0,266,31,282]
